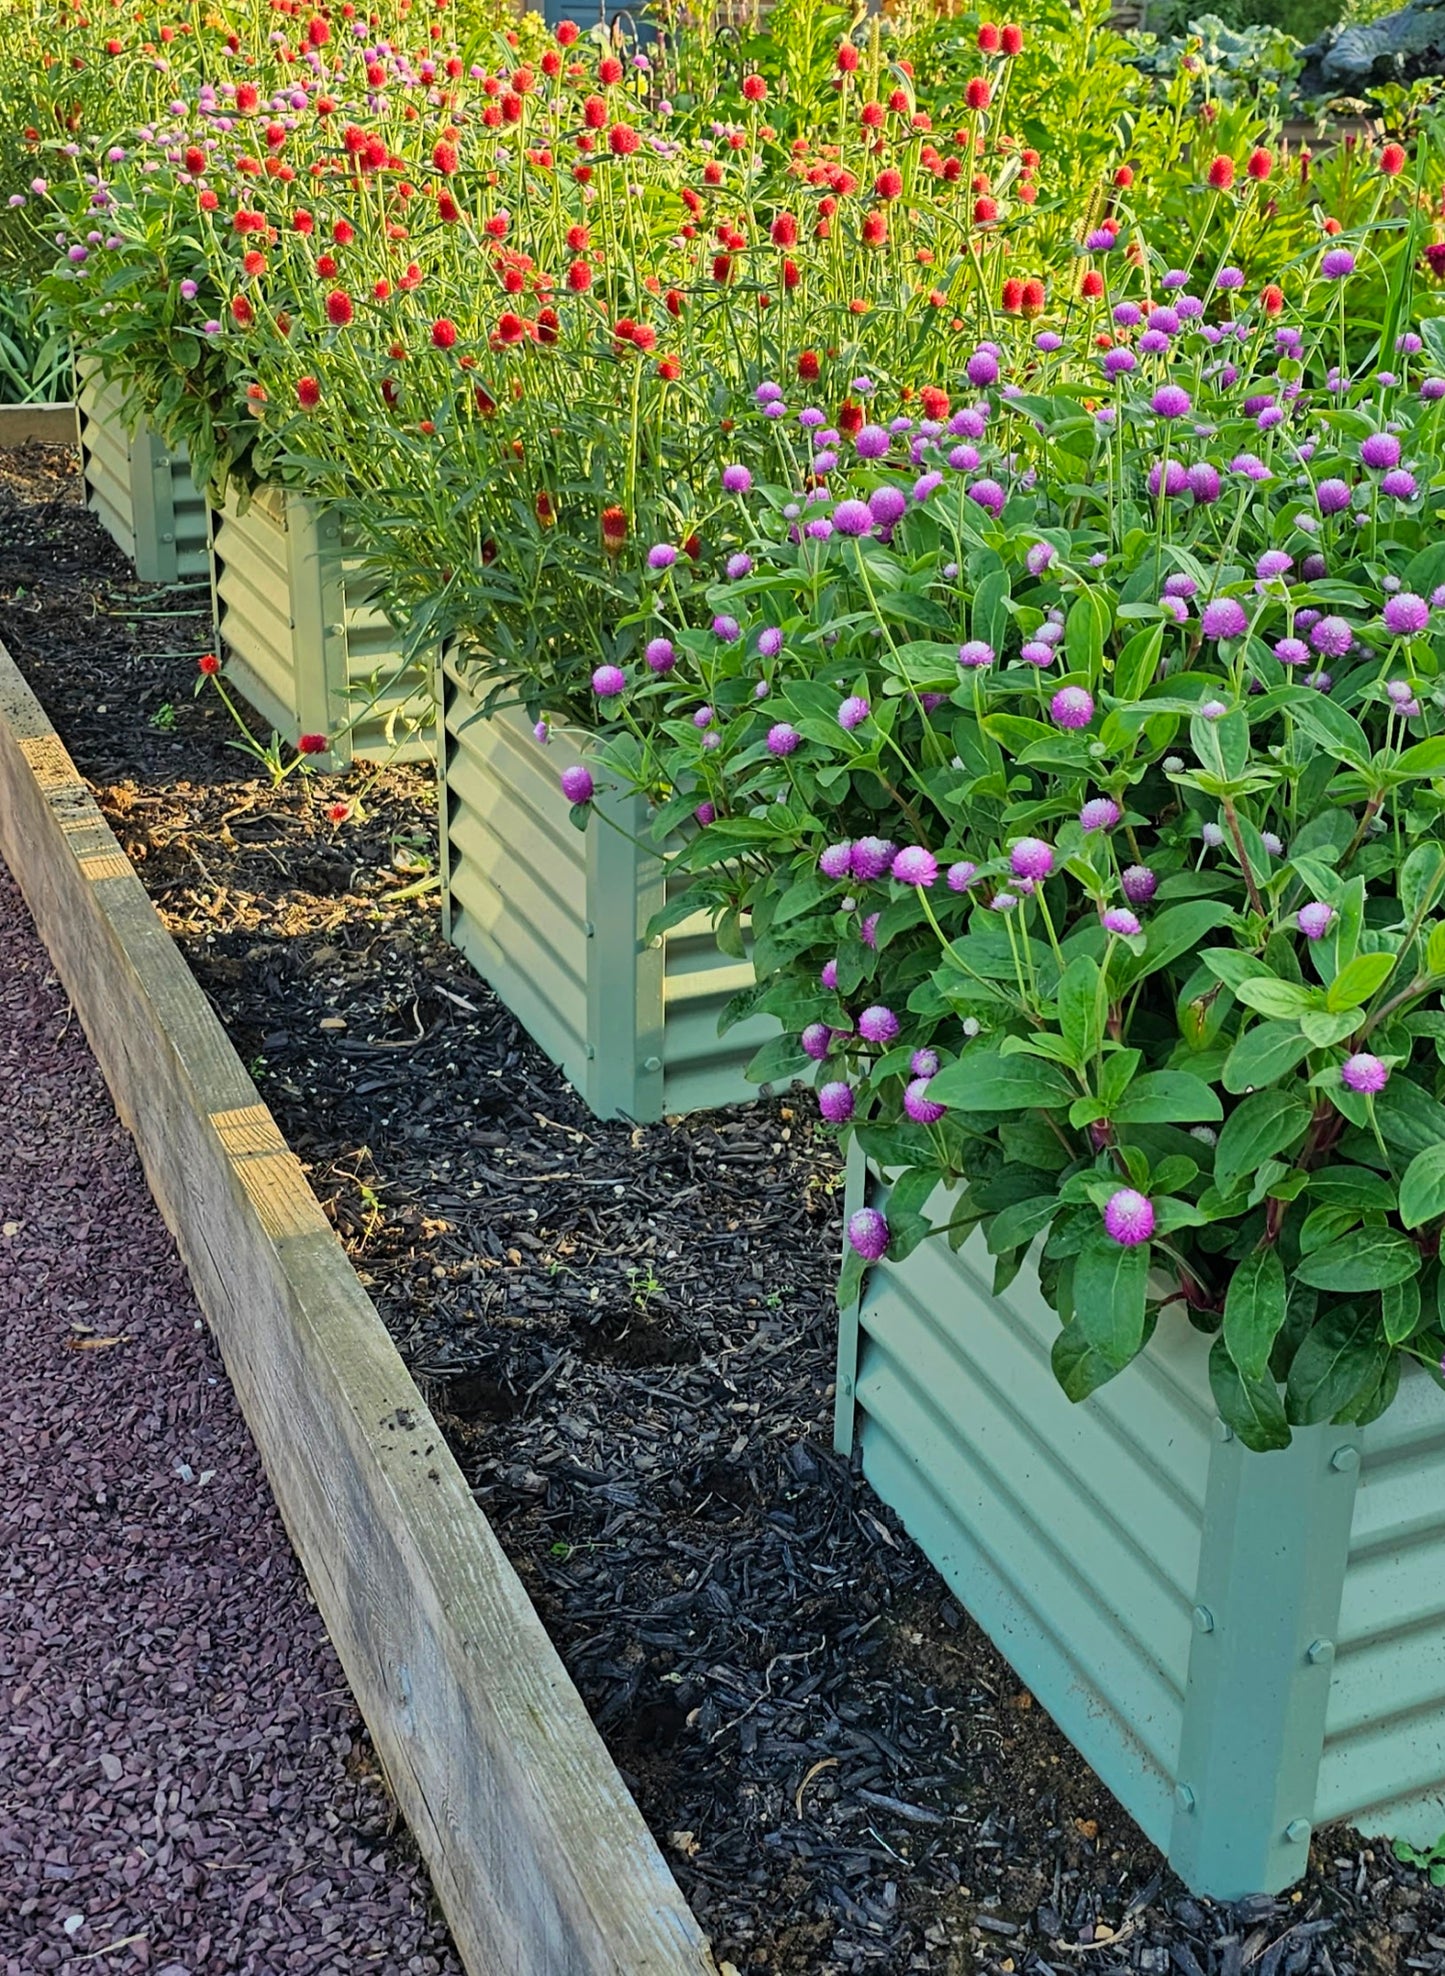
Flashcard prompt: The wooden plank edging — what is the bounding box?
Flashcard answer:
[0,637,717,1976]
[0,401,79,447]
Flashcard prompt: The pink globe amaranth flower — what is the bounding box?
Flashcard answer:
[726,553,754,580]
[767,722,800,756]
[1201,598,1248,640]
[833,499,874,537]
[947,861,977,892]
[1050,686,1094,730]
[968,478,1006,516]
[1382,470,1419,500]
[1384,592,1430,636]
[1341,1052,1389,1095]
[1104,1189,1155,1247]
[1274,637,1310,667]
[801,1022,833,1061]
[1321,248,1356,279]
[847,1206,890,1261]
[1316,478,1352,516]
[855,423,892,459]
[721,463,752,493]
[821,959,840,990]
[1021,640,1056,666]
[757,626,784,659]
[1010,836,1054,881]
[1103,907,1142,936]
[645,637,676,672]
[648,543,677,570]
[1360,432,1401,471]
[1256,550,1293,581]
[1080,797,1121,833]
[1298,901,1336,939]
[1026,541,1055,575]
[957,640,995,670]
[1187,461,1221,506]
[892,845,938,887]
[818,1080,855,1123]
[819,841,853,879]
[712,614,741,643]
[1121,865,1157,904]
[560,764,594,805]
[592,663,626,697]
[850,836,895,882]
[869,485,907,529]
[860,911,881,950]
[904,1077,948,1124]
[1152,384,1191,420]
[858,1004,900,1044]
[911,1047,939,1078]
[1311,615,1353,658]
[838,695,871,729]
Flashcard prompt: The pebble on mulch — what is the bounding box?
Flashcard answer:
[3,442,1443,1976]
[0,858,462,1974]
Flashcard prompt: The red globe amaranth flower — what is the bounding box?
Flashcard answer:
[293,209,315,234]
[770,212,798,247]
[316,252,339,277]
[1000,23,1022,54]
[964,77,991,110]
[836,41,859,72]
[1001,276,1023,311]
[741,73,766,102]
[231,294,254,326]
[1381,142,1407,176]
[712,252,734,283]
[297,733,328,755]
[974,195,998,224]
[437,192,461,223]
[609,122,639,156]
[1021,276,1045,315]
[496,311,526,342]
[325,289,354,327]
[838,398,864,436]
[536,308,560,345]
[875,167,903,200]
[105,37,122,54]
[657,355,681,381]
[184,145,207,175]
[1113,164,1133,188]
[920,384,949,418]
[432,318,458,349]
[1261,282,1284,315]
[1247,147,1273,180]
[1207,154,1235,190]
[198,651,221,675]
[781,257,800,289]
[235,82,259,115]
[600,504,628,552]
[798,349,820,380]
[861,212,887,246]
[1080,268,1104,299]
[977,21,1000,50]
[432,139,458,173]
[198,188,219,211]
[566,259,592,291]
[307,15,329,45]
[297,375,321,407]
[598,54,622,84]
[556,18,579,44]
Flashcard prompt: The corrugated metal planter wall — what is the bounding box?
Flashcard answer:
[77,367,209,585]
[208,484,435,771]
[836,1145,1445,1900]
[439,650,777,1121]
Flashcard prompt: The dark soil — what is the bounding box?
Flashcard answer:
[5,442,1445,1976]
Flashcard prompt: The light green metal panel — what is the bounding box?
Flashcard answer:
[209,484,306,745]
[77,366,207,584]
[77,369,138,566]
[337,539,435,765]
[660,904,778,1117]
[1316,1375,1445,1844]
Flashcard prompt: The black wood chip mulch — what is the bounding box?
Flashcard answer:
[3,444,1442,1976]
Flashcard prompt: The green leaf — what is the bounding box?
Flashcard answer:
[744,1033,810,1087]
[1375,1078,1445,1158]
[1112,622,1165,703]
[1111,1071,1223,1125]
[1057,954,1104,1072]
[1072,1227,1150,1370]
[1200,949,1274,992]
[1114,901,1233,988]
[1223,1245,1288,1383]
[926,1047,1076,1113]
[1285,1305,1387,1425]
[1306,1165,1398,1211]
[1222,1021,1313,1093]
[1294,1228,1421,1292]
[1234,978,1322,1020]
[1326,952,1396,1012]
[1400,843,1445,925]
[1383,1276,1423,1346]
[771,873,836,925]
[1394,736,1445,779]
[985,1195,1059,1256]
[1209,1335,1291,1452]
[1399,1143,1445,1229]
[1276,687,1372,772]
[1300,1008,1364,1049]
[1051,1321,1120,1402]
[1214,1091,1312,1197]
[1190,707,1250,785]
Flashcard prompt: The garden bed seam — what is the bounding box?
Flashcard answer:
[0,402,79,447]
[0,632,719,1976]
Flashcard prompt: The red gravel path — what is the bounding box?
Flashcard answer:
[0,862,463,1976]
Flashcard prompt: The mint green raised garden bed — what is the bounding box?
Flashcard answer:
[836,1147,1445,1900]
[208,483,434,772]
[439,652,777,1122]
[78,368,208,586]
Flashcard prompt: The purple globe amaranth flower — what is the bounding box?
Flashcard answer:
[645,636,676,673]
[1103,907,1142,936]
[560,764,595,805]
[851,836,895,882]
[1103,348,1136,378]
[647,542,677,570]
[1103,1189,1156,1247]
[534,720,550,744]
[1301,553,1328,582]
[911,1047,939,1078]
[801,1022,833,1062]
[755,627,783,662]
[693,705,714,728]
[869,485,908,529]
[726,553,754,581]
[1026,541,1056,576]
[767,722,801,756]
[855,423,891,459]
[992,891,1019,912]
[1382,469,1419,500]
[1321,248,1356,279]
[1360,432,1401,471]
[957,639,995,670]
[712,614,740,643]
[721,463,753,494]
[1297,901,1336,939]
[914,471,944,503]
[818,1080,855,1123]
[1201,597,1248,640]
[1051,686,1094,730]
[819,841,854,879]
[967,348,1001,386]
[947,861,977,893]
[1187,462,1221,505]
[1164,573,1199,601]
[858,1005,900,1045]
[1020,639,1056,666]
[1121,864,1158,904]
[838,695,871,730]
[592,663,626,698]
[1311,615,1353,658]
[1201,821,1225,848]
[904,1077,948,1125]
[847,1206,890,1261]
[833,499,874,537]
[1152,384,1192,420]
[1149,460,1188,499]
[1010,837,1055,881]
[1080,796,1121,833]
[1160,596,1189,625]
[968,478,1006,516]
[860,912,881,950]
[1384,592,1430,636]
[1256,550,1293,581]
[1316,478,1352,516]
[892,845,938,887]
[1199,699,1229,721]
[1274,637,1310,667]
[1215,267,1245,291]
[694,802,716,826]
[1341,1052,1389,1095]
[820,958,840,990]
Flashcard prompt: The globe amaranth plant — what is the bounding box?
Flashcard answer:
[577,227,1445,1450]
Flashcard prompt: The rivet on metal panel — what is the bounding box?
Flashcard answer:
[583,919,596,937]
[1284,1819,1311,1845]
[327,623,345,637]
[584,1044,596,1059]
[1213,1419,1234,1443]
[1330,1446,1360,1473]
[1306,1639,1335,1666]
[1174,1784,1196,1815]
[650,935,663,949]
[1192,1606,1215,1635]
[643,1056,662,1072]
[161,532,174,544]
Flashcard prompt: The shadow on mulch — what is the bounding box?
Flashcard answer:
[2,442,1440,1976]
